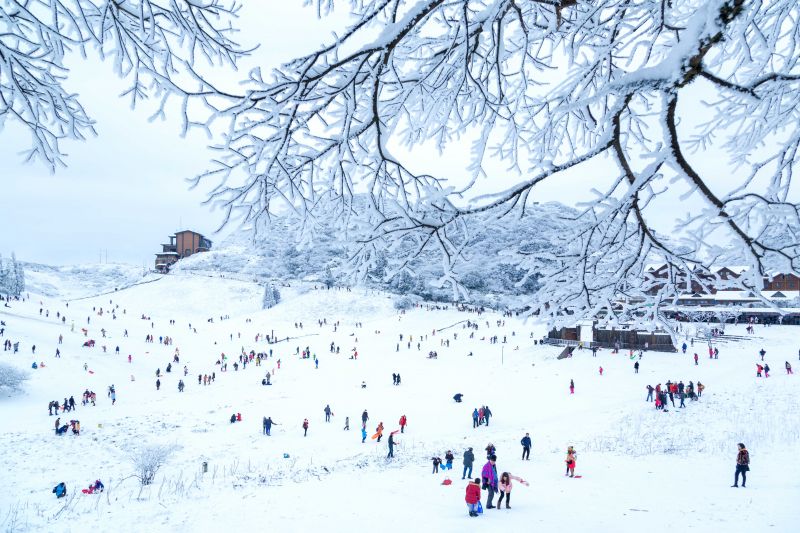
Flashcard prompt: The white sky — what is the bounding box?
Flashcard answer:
[0,2,766,266]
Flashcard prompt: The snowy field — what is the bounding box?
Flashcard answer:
[1,271,799,532]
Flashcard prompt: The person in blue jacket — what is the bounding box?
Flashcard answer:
[472,409,480,428]
[52,482,67,498]
[521,433,532,460]
[361,426,368,443]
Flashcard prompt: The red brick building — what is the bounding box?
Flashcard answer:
[155,230,212,272]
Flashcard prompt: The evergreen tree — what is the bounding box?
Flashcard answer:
[10,253,24,296]
[262,282,280,309]
[0,254,6,295]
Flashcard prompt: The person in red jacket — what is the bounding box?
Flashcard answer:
[399,415,407,433]
[465,478,482,517]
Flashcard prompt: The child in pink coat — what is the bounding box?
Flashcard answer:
[497,472,528,509]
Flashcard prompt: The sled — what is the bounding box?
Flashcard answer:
[88,370,94,374]
[630,354,636,360]
[371,432,381,440]
[441,478,452,485]
[572,475,583,478]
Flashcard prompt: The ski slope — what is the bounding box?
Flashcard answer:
[0,271,798,532]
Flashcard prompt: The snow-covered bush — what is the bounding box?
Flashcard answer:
[393,296,415,311]
[131,444,175,486]
[0,363,28,393]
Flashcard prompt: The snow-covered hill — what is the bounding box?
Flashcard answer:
[0,271,798,532]
[21,263,148,300]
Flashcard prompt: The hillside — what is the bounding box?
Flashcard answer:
[0,270,798,531]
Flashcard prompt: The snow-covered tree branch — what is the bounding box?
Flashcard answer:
[5,0,800,328]
[0,0,247,168]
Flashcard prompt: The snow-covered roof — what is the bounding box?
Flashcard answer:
[155,252,179,256]
[716,265,749,275]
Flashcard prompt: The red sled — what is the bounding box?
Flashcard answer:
[441,478,452,485]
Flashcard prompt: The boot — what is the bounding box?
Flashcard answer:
[506,495,511,509]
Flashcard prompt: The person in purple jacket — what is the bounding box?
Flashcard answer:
[481,454,499,508]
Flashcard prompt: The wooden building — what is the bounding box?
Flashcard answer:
[155,230,212,272]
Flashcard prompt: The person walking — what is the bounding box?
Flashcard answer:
[361,426,367,443]
[732,443,750,487]
[343,416,350,430]
[634,361,639,373]
[759,348,766,361]
[694,353,699,365]
[462,447,475,479]
[399,414,407,433]
[465,478,482,517]
[302,418,309,437]
[375,422,384,442]
[387,432,397,458]
[361,409,369,427]
[497,472,528,509]
[481,455,499,508]
[569,379,575,394]
[786,361,793,374]
[472,408,480,428]
[764,363,770,377]
[432,456,442,474]
[520,433,532,460]
[324,404,332,422]
[156,379,160,391]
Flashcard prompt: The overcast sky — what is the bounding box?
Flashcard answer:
[0,2,759,267]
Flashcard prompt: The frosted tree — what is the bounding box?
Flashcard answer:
[262,282,280,309]
[0,0,246,168]
[0,254,6,295]
[10,253,24,296]
[193,0,800,330]
[6,1,800,329]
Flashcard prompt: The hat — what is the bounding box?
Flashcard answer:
[490,454,497,461]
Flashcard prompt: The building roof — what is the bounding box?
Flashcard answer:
[155,252,179,256]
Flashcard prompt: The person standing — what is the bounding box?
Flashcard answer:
[302,418,309,437]
[484,406,492,426]
[361,409,369,427]
[694,353,699,365]
[462,447,475,479]
[472,408,479,428]
[786,361,793,374]
[465,478,482,517]
[399,414,407,433]
[361,426,367,443]
[344,416,350,430]
[759,348,766,361]
[481,455,499,509]
[565,446,577,477]
[375,422,384,442]
[387,432,397,458]
[764,363,770,377]
[634,361,639,373]
[732,443,750,487]
[569,379,575,394]
[646,384,654,402]
[520,433,532,460]
[324,404,332,422]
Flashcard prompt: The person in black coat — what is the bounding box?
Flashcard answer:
[453,393,463,403]
[462,447,475,479]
